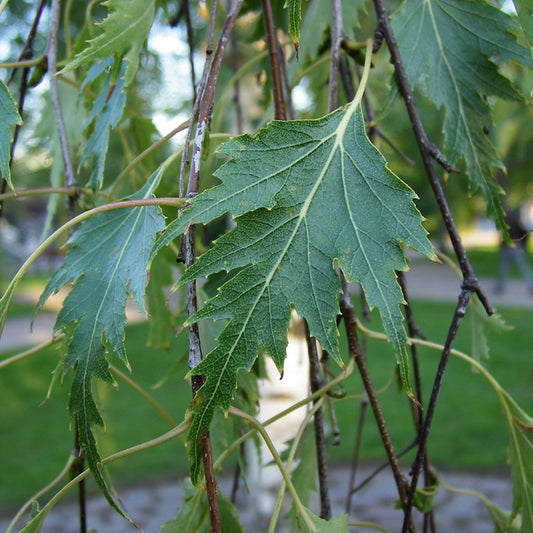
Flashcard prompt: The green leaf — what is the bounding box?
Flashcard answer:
[37,168,165,508]
[0,79,22,189]
[302,509,349,532]
[159,480,244,533]
[485,502,522,533]
[285,0,303,57]
[145,252,174,349]
[299,0,363,61]
[469,295,512,365]
[502,392,533,532]
[513,0,533,57]
[391,0,532,231]
[60,0,155,87]
[80,58,127,189]
[155,91,434,482]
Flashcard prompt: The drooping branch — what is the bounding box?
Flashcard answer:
[339,281,414,532]
[401,290,470,532]
[328,0,343,111]
[304,322,332,520]
[0,0,47,217]
[179,2,245,531]
[47,0,76,189]
[372,0,492,315]
[261,0,286,120]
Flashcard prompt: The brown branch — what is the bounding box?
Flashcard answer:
[372,0,492,316]
[0,0,47,217]
[304,322,332,520]
[261,0,286,120]
[180,3,245,531]
[401,290,471,532]
[339,282,415,532]
[328,0,343,111]
[47,0,76,189]
[397,271,436,533]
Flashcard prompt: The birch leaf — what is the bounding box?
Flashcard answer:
[37,169,165,508]
[61,0,155,86]
[391,0,532,231]
[154,87,434,481]
[0,79,22,189]
[285,0,303,57]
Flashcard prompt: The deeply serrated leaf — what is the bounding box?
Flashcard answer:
[80,59,127,189]
[61,0,155,87]
[0,79,22,189]
[391,0,532,231]
[38,169,165,507]
[155,94,433,482]
[513,0,533,56]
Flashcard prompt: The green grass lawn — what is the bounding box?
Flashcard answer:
[0,299,531,508]
[461,247,533,279]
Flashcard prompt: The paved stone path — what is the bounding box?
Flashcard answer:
[0,465,514,533]
[1,257,530,532]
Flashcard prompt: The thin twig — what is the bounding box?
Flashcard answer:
[401,290,471,532]
[345,395,368,514]
[339,281,415,532]
[397,271,436,533]
[47,0,76,189]
[0,187,80,202]
[372,0,492,315]
[350,438,418,495]
[328,0,343,112]
[304,322,332,520]
[181,3,245,531]
[261,0,286,120]
[0,0,47,217]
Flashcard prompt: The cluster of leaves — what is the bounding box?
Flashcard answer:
[1,0,533,531]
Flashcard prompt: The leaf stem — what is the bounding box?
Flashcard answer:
[7,417,192,533]
[109,365,177,427]
[268,398,325,533]
[213,359,355,470]
[0,186,81,202]
[0,335,64,370]
[229,407,318,532]
[5,454,76,533]
[108,120,189,199]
